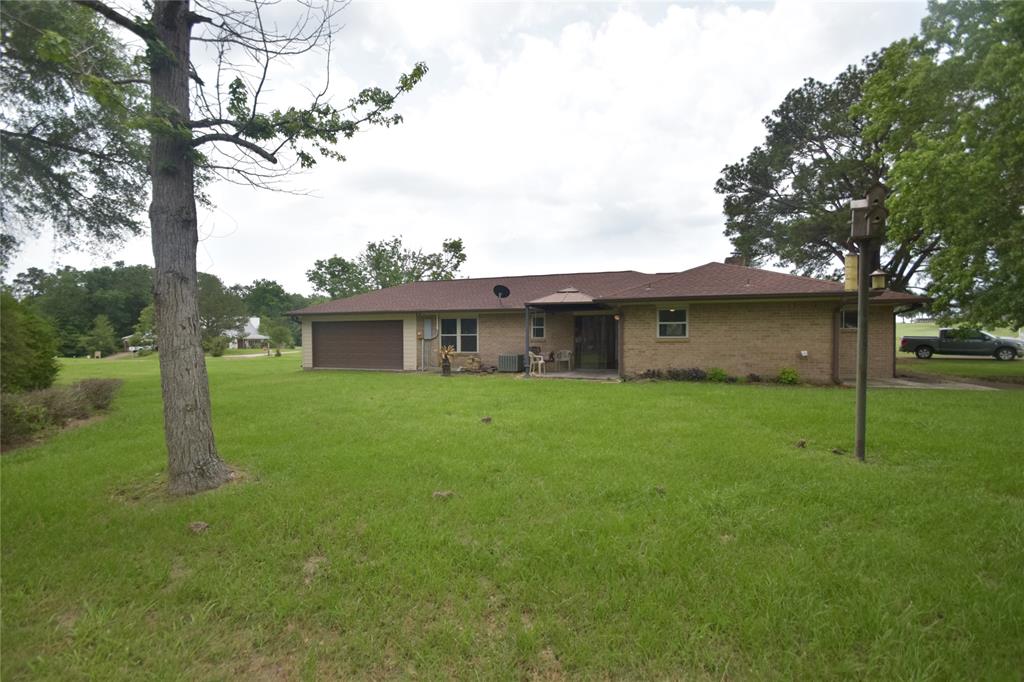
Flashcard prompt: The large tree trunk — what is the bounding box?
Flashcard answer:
[150,0,230,495]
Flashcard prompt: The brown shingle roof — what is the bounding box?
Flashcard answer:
[290,262,926,315]
[291,270,653,314]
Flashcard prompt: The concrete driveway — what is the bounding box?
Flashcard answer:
[864,376,1000,391]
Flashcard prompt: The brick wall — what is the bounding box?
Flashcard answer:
[415,311,575,370]
[620,300,896,383]
[836,306,895,380]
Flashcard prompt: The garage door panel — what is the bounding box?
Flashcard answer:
[312,320,403,369]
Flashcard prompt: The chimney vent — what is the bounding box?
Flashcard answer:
[724,254,747,266]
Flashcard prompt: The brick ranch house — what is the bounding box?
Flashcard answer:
[290,262,925,383]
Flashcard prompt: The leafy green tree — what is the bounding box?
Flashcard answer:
[22,266,92,356]
[80,262,153,337]
[129,303,156,347]
[713,58,938,290]
[258,317,293,356]
[307,236,466,299]
[197,273,247,343]
[57,0,426,494]
[79,314,118,356]
[860,1,1024,328]
[0,290,59,392]
[242,279,290,318]
[0,0,147,257]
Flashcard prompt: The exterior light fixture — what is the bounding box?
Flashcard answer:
[870,270,888,291]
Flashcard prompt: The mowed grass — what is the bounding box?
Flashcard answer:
[2,357,1023,680]
[898,357,1024,384]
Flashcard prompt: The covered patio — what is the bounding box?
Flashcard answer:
[522,287,623,378]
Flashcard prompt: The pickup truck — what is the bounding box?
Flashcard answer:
[899,329,1024,360]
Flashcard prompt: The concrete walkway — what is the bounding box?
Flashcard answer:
[861,376,999,391]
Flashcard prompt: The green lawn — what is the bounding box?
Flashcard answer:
[897,357,1024,384]
[2,357,1022,679]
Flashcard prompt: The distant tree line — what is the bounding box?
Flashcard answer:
[7,262,316,357]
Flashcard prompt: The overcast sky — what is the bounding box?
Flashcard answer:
[11,0,928,295]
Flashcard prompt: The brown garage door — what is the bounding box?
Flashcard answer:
[312,320,403,369]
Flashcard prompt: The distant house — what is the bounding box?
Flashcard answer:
[225,317,269,349]
[289,262,926,383]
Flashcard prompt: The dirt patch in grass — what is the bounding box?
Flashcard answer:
[302,555,327,585]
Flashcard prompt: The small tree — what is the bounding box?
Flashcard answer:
[129,302,157,348]
[0,291,59,392]
[259,317,293,357]
[79,314,118,357]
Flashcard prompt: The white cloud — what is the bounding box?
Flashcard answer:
[8,1,927,294]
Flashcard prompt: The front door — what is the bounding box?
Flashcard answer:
[574,315,617,369]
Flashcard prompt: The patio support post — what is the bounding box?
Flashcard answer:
[524,305,531,378]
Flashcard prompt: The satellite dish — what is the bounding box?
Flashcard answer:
[493,284,510,299]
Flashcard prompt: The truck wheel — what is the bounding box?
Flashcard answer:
[995,347,1017,361]
[915,346,934,359]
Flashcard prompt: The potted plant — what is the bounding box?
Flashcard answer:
[439,345,456,376]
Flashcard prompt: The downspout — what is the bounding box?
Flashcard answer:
[617,309,625,378]
[831,305,841,384]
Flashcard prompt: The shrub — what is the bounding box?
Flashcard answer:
[637,369,663,380]
[76,379,123,411]
[24,386,91,426]
[683,367,707,381]
[706,367,728,383]
[205,336,229,357]
[745,373,762,383]
[776,368,800,385]
[0,292,59,393]
[0,394,50,447]
[136,348,154,357]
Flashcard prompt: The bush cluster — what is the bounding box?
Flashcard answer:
[632,367,800,385]
[1,379,123,448]
[204,336,229,357]
[775,368,800,385]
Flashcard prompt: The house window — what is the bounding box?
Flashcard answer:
[531,314,545,339]
[841,310,858,329]
[657,308,687,337]
[440,317,478,352]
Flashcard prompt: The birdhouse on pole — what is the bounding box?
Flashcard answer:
[850,183,888,242]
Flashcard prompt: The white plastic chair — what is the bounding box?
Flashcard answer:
[553,350,573,372]
[528,352,546,374]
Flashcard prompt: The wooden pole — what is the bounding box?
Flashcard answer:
[854,239,871,462]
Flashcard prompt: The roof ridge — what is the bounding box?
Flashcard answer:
[709,261,843,286]
[399,269,649,284]
[603,269,686,298]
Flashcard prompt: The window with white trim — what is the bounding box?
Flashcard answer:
[657,308,687,337]
[440,317,478,352]
[531,314,545,339]
[840,310,858,329]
